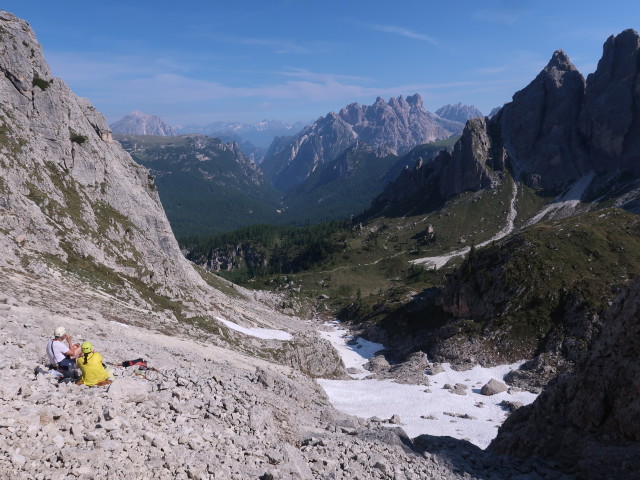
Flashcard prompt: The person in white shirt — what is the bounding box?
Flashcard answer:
[46,326,81,377]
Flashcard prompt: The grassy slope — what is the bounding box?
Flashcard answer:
[431,208,640,361]
[209,170,519,315]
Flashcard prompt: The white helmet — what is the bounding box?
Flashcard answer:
[54,326,66,337]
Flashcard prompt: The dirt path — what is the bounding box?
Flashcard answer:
[410,181,519,270]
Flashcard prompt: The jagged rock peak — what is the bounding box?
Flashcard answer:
[111,110,176,136]
[262,93,462,192]
[406,93,423,108]
[547,49,574,69]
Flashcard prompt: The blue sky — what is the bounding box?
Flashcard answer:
[3,1,638,126]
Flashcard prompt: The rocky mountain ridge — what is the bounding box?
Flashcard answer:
[115,133,283,236]
[372,30,640,216]
[110,110,177,136]
[2,9,639,479]
[0,10,330,357]
[0,13,200,299]
[261,94,463,192]
[435,103,483,123]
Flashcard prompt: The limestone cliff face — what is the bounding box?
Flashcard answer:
[580,29,640,175]
[261,94,463,192]
[0,11,204,297]
[489,278,640,479]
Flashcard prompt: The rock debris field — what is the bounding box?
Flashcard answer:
[0,277,573,479]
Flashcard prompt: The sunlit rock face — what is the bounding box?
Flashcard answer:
[261,94,464,192]
[0,11,204,298]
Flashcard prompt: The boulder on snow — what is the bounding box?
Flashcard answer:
[481,378,508,396]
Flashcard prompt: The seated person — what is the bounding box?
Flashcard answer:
[76,342,112,387]
[46,326,81,377]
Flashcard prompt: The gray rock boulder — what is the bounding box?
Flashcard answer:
[107,378,150,403]
[480,378,508,396]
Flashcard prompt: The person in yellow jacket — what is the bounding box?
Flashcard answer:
[76,342,112,387]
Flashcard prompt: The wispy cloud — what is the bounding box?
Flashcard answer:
[357,22,438,45]
[277,68,372,84]
[44,51,497,123]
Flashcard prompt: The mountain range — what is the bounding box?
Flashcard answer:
[115,134,282,237]
[435,102,483,123]
[2,9,640,479]
[176,119,309,149]
[261,94,465,192]
[371,35,640,218]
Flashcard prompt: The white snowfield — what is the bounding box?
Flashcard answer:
[317,321,538,449]
[215,316,293,340]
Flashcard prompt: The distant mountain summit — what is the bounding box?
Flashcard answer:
[177,119,308,149]
[261,94,464,192]
[111,110,177,136]
[435,102,483,123]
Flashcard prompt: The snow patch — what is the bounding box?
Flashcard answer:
[317,321,538,449]
[527,171,596,226]
[109,320,131,329]
[215,316,292,340]
[318,321,384,379]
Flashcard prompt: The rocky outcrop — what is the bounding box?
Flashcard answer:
[501,50,588,190]
[261,94,463,192]
[489,278,640,479]
[435,103,483,124]
[580,29,640,176]
[110,110,177,136]
[370,117,498,213]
